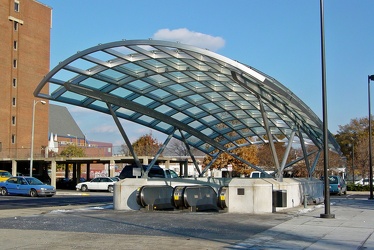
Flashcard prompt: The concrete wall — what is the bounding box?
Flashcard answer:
[113,177,324,213]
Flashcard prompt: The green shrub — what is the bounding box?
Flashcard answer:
[347,183,371,191]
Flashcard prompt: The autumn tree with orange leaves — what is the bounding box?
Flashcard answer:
[202,138,259,176]
[131,133,162,156]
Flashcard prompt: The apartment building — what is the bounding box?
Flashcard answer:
[0,0,51,163]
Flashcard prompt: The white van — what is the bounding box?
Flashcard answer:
[250,171,274,178]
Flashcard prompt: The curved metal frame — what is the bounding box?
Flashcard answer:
[35,39,341,178]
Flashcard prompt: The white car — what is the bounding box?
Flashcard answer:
[355,178,374,186]
[76,177,118,193]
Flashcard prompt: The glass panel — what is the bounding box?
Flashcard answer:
[90,100,108,109]
[60,91,86,102]
[169,71,186,79]
[171,112,188,121]
[201,102,219,111]
[201,115,216,123]
[110,46,136,56]
[170,99,188,108]
[205,92,222,100]
[201,128,214,136]
[155,104,173,114]
[144,59,165,68]
[155,122,172,131]
[138,115,155,124]
[68,58,97,70]
[116,107,135,117]
[252,127,266,135]
[186,94,205,103]
[133,96,154,106]
[122,63,146,73]
[188,120,203,129]
[110,88,133,98]
[100,69,125,80]
[80,78,107,90]
[128,80,151,90]
[53,69,79,82]
[168,58,187,66]
[89,51,116,62]
[148,74,169,84]
[188,81,205,89]
[186,106,203,115]
[167,84,188,93]
[149,89,171,99]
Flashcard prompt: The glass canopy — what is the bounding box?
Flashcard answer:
[35,39,340,167]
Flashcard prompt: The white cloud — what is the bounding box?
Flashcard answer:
[153,28,225,51]
[90,124,118,133]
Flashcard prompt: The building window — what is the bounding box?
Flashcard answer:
[13,59,17,68]
[14,21,18,31]
[14,1,19,12]
[11,134,16,144]
[11,116,16,125]
[13,41,17,50]
[12,97,16,106]
[12,78,17,87]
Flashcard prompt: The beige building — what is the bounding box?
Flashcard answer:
[0,0,51,166]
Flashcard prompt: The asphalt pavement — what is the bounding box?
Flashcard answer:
[0,191,373,249]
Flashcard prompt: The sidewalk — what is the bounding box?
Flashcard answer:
[230,193,374,249]
[1,192,374,249]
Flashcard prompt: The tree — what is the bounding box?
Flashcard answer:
[202,138,259,176]
[167,138,189,156]
[58,145,86,175]
[165,138,204,157]
[119,144,130,156]
[335,117,371,179]
[291,145,344,178]
[132,132,162,156]
[59,144,86,157]
[257,142,291,170]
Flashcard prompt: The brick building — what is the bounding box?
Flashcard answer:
[0,0,51,162]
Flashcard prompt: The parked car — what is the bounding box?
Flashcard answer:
[0,170,12,182]
[119,164,179,179]
[76,177,118,192]
[111,176,120,182]
[355,178,374,186]
[32,174,51,185]
[328,175,347,195]
[0,176,56,197]
[249,171,274,178]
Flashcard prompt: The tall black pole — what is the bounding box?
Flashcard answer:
[368,75,374,199]
[319,0,335,219]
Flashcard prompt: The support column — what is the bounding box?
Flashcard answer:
[51,160,57,188]
[86,163,91,180]
[72,163,77,184]
[11,160,17,176]
[259,97,280,172]
[110,160,115,177]
[65,163,69,178]
[184,160,188,177]
[77,163,81,182]
[107,103,142,168]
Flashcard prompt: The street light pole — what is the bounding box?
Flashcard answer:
[368,75,374,199]
[351,143,355,184]
[319,0,334,219]
[30,100,46,177]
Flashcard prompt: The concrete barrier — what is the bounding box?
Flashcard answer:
[113,177,323,214]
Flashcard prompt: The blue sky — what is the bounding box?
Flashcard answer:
[39,0,374,148]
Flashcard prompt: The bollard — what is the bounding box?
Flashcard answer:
[304,194,309,208]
